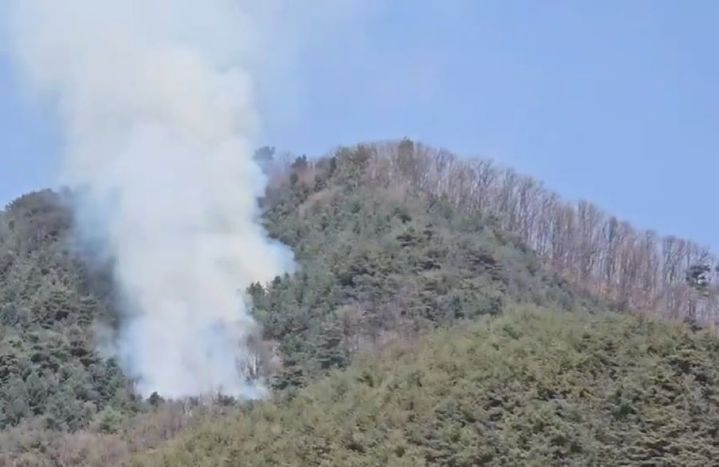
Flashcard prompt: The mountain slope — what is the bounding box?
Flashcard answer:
[252,146,595,386]
[0,191,141,431]
[134,308,719,466]
[351,140,719,323]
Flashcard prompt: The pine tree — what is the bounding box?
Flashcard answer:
[316,320,348,371]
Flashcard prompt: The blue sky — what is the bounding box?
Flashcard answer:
[1,1,718,249]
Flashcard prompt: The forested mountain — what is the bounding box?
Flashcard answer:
[1,141,717,466]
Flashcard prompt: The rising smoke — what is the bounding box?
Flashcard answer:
[3,0,320,398]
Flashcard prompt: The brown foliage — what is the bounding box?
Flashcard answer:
[356,140,718,324]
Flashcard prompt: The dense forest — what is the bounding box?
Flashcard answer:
[1,141,718,465]
[136,308,719,466]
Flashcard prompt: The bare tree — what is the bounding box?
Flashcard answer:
[343,140,718,325]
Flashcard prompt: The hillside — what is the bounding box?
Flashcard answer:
[6,309,719,466]
[0,142,718,465]
[352,141,718,323]
[138,309,719,465]
[0,191,142,431]
[252,145,595,386]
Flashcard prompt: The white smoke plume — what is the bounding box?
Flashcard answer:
[3,0,326,399]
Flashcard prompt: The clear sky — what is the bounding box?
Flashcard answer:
[1,1,717,249]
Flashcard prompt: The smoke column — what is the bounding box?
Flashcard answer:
[6,1,297,398]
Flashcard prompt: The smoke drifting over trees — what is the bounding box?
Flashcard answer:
[5,0,297,398]
[1,2,717,465]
